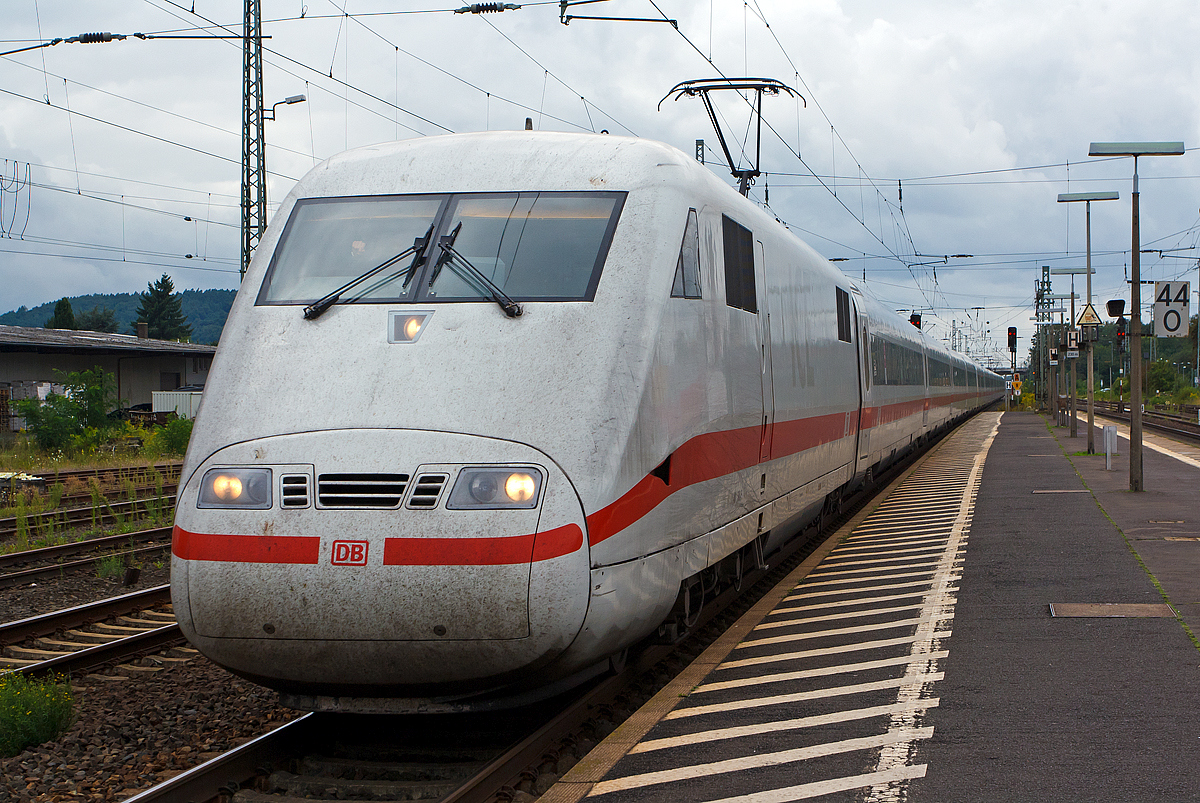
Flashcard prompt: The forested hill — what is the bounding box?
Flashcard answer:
[0,289,237,345]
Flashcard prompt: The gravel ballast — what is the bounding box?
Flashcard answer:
[1,658,300,802]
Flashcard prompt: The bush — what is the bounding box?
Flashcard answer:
[14,367,118,451]
[0,673,75,757]
[143,417,194,457]
[14,393,81,451]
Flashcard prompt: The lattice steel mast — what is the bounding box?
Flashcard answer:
[240,0,266,281]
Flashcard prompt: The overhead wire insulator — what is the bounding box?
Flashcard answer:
[70,32,121,44]
[455,3,521,13]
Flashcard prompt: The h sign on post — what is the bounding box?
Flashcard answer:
[1154,281,1190,338]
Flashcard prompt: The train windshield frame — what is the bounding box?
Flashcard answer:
[256,191,626,307]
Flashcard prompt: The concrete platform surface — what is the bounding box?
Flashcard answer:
[543,411,1200,803]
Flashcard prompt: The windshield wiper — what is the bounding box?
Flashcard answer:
[303,225,434,320]
[431,223,523,318]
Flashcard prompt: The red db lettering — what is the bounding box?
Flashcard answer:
[332,540,368,566]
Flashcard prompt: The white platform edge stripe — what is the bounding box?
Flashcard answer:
[718,630,953,671]
[773,588,959,614]
[784,578,954,603]
[665,673,944,719]
[756,601,933,629]
[587,728,933,796]
[631,699,940,754]
[697,763,928,803]
[694,650,951,694]
[742,612,952,645]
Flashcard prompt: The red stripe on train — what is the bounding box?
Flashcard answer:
[172,526,320,564]
[172,523,584,566]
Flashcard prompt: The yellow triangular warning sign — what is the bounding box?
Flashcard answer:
[1077,303,1102,326]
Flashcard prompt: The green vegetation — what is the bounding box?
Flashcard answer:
[76,305,120,333]
[1026,315,1200,407]
[43,297,77,330]
[134,273,193,341]
[0,287,234,344]
[95,552,126,580]
[14,367,117,451]
[8,367,193,461]
[143,417,194,458]
[0,673,75,757]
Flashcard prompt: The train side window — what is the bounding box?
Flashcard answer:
[835,287,851,342]
[722,215,757,313]
[671,209,702,299]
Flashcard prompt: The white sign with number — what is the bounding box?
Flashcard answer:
[1154,281,1190,338]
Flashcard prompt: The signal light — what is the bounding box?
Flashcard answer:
[1008,327,1017,352]
[909,313,921,329]
[1116,316,1128,353]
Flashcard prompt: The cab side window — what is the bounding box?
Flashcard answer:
[670,209,702,299]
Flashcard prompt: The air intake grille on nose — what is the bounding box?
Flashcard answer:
[280,474,311,508]
[406,474,448,509]
[318,473,409,508]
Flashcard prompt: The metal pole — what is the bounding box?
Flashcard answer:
[1058,310,1066,425]
[1086,200,1095,453]
[240,0,266,282]
[1130,156,1143,492]
[1070,273,1077,437]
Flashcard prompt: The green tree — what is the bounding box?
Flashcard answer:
[132,274,192,341]
[76,305,120,333]
[43,297,77,329]
[1145,359,1177,395]
[14,367,117,450]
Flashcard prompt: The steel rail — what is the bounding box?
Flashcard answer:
[21,481,179,513]
[0,525,172,570]
[16,622,184,678]
[1091,400,1200,442]
[0,584,171,645]
[32,462,182,485]
[122,715,317,803]
[0,544,172,589]
[0,494,177,538]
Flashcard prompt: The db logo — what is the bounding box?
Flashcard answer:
[331,540,369,566]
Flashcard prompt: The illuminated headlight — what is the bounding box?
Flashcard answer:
[447,467,543,510]
[197,468,272,509]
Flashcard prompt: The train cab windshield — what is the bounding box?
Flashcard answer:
[257,191,625,307]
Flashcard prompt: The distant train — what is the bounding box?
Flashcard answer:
[170,131,1002,713]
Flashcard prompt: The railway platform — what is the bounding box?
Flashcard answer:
[542,410,1200,803]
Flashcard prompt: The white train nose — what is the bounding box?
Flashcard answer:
[171,428,589,690]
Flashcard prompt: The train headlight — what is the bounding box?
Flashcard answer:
[447,467,543,509]
[197,468,273,509]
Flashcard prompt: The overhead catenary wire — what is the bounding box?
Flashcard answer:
[644,0,932,308]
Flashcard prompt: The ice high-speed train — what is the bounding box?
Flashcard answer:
[171,131,1001,712]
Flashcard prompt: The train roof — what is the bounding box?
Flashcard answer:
[293,131,718,199]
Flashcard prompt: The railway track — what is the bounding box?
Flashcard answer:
[0,494,177,540]
[32,462,182,487]
[125,417,956,803]
[0,525,173,589]
[0,585,193,678]
[1090,399,1200,441]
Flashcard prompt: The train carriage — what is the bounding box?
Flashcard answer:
[171,131,1001,712]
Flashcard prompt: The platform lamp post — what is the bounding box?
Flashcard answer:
[1056,191,1120,454]
[1089,142,1185,492]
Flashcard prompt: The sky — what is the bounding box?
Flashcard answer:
[1,0,1198,366]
